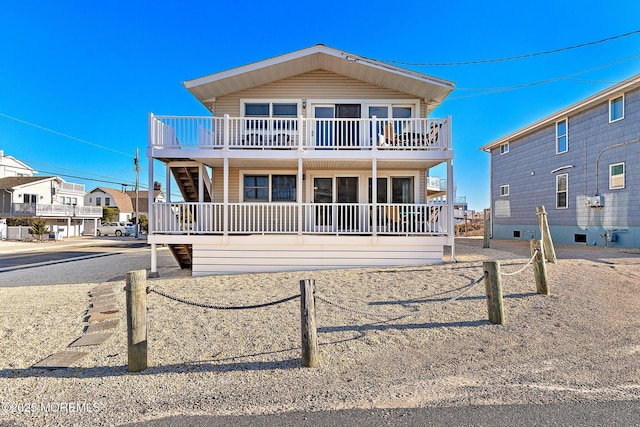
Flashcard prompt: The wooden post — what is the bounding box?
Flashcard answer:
[483,261,505,324]
[483,208,491,248]
[126,270,148,372]
[300,279,319,368]
[530,240,550,295]
[536,206,557,264]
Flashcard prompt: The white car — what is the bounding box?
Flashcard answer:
[97,222,135,237]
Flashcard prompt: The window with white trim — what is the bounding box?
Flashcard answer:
[500,185,509,196]
[609,162,625,189]
[556,119,567,154]
[500,143,509,154]
[609,95,624,122]
[556,173,568,209]
[243,174,296,202]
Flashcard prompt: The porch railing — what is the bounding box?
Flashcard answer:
[149,115,451,151]
[2,203,103,218]
[152,202,449,236]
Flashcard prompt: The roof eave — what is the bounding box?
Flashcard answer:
[184,44,455,107]
[481,73,640,152]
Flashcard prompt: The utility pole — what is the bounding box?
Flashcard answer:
[134,148,140,238]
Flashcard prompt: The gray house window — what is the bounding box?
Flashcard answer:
[556,119,568,154]
[500,185,509,196]
[500,143,509,154]
[610,162,625,189]
[609,95,624,123]
[556,173,568,209]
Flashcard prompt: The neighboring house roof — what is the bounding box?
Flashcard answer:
[125,190,164,214]
[89,187,135,212]
[0,176,57,190]
[480,72,640,151]
[0,152,37,177]
[184,44,455,111]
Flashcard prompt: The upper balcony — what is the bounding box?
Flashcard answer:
[2,203,103,218]
[149,115,451,153]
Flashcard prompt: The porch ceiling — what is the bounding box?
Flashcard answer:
[184,45,455,108]
[188,157,444,170]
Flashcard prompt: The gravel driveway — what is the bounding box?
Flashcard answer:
[0,238,638,426]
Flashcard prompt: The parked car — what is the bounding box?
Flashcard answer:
[97,222,135,237]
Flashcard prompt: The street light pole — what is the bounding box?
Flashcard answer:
[135,148,140,238]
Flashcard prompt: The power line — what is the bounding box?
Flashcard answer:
[446,52,640,101]
[376,29,640,66]
[0,112,134,158]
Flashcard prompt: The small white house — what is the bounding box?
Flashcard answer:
[0,175,102,238]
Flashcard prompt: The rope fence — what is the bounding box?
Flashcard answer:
[315,271,487,319]
[500,248,539,277]
[147,286,300,310]
[126,239,552,372]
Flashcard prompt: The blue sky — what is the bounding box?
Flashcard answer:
[1,0,639,211]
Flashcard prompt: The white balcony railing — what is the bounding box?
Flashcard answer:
[152,202,449,236]
[4,203,103,218]
[149,115,451,151]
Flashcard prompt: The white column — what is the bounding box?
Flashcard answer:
[223,157,229,238]
[372,158,377,238]
[447,159,456,261]
[298,158,303,236]
[150,243,157,274]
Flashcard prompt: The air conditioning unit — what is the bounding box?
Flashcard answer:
[585,195,604,207]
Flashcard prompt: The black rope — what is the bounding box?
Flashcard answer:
[148,286,300,310]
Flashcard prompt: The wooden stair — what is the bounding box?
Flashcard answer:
[168,243,193,269]
[171,166,211,203]
[167,166,210,271]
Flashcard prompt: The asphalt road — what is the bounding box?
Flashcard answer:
[0,241,149,272]
[123,401,640,426]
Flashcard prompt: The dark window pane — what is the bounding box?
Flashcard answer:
[392,177,413,203]
[367,178,387,203]
[392,106,412,118]
[368,106,388,118]
[245,103,269,116]
[272,175,296,201]
[273,104,297,116]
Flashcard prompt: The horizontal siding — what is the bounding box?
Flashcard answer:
[215,70,421,118]
[191,241,444,275]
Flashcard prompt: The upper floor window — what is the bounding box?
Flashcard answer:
[556,173,568,209]
[105,197,111,206]
[243,174,296,202]
[500,185,509,197]
[609,162,625,189]
[609,95,624,123]
[96,197,101,206]
[500,143,509,155]
[556,119,568,154]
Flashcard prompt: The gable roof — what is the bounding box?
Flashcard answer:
[125,189,164,214]
[184,44,455,109]
[0,176,56,190]
[0,152,37,176]
[89,186,135,212]
[480,72,640,151]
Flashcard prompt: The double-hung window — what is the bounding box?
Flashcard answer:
[609,95,624,122]
[609,162,625,189]
[243,101,299,146]
[556,119,568,154]
[243,174,296,202]
[556,174,568,209]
